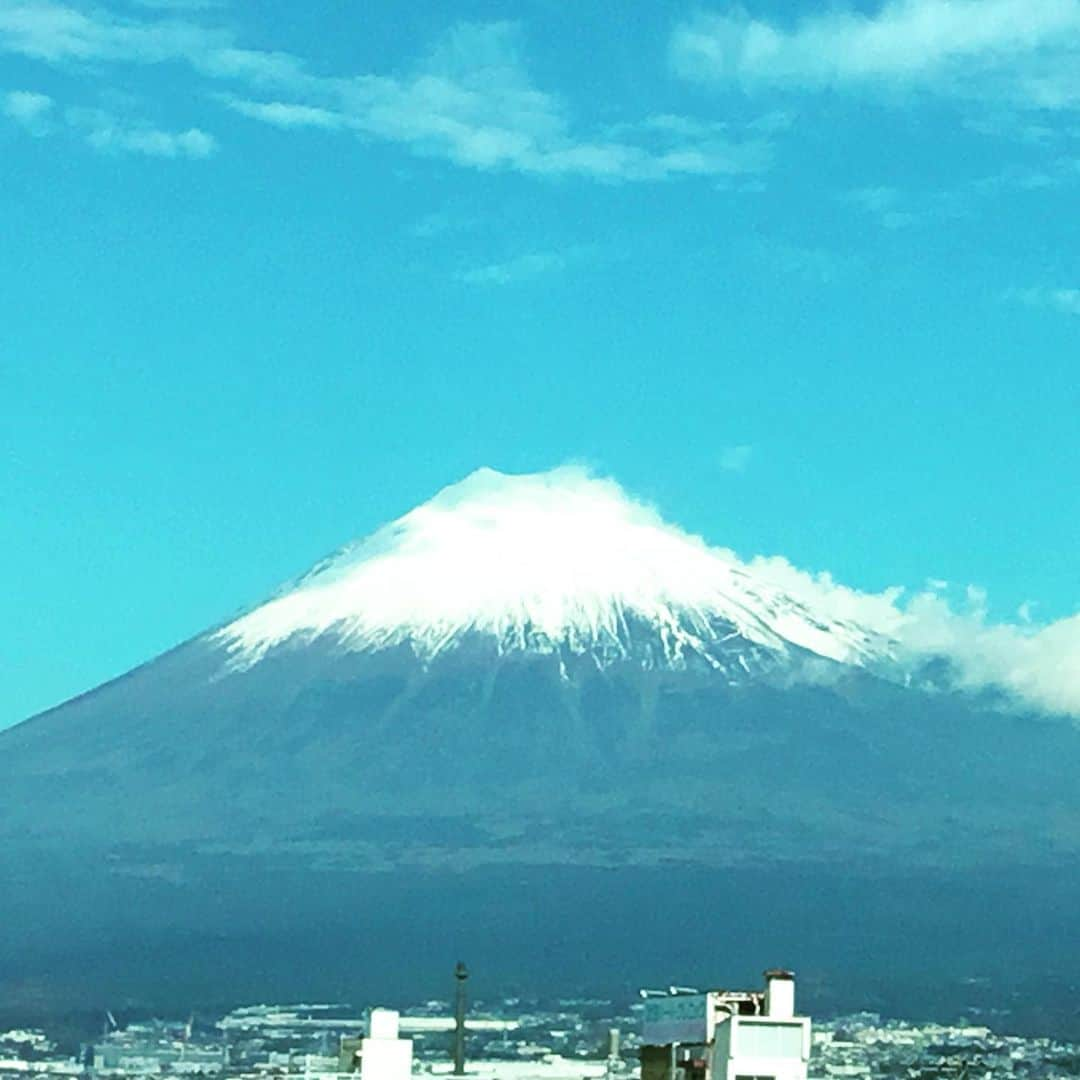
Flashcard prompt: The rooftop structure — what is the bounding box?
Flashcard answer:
[358,1011,412,1080]
[640,972,810,1080]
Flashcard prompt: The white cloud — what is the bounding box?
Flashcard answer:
[845,185,926,229]
[1013,285,1080,315]
[670,0,1080,107]
[457,251,566,286]
[841,158,1080,230]
[0,0,224,63]
[128,0,223,9]
[67,106,216,157]
[2,87,52,133]
[899,593,1080,716]
[769,243,857,283]
[842,182,982,229]
[719,445,753,473]
[0,3,771,181]
[221,97,341,130]
[749,554,1080,718]
[406,210,479,239]
[2,81,217,157]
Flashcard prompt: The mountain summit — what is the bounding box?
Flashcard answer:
[214,467,891,677]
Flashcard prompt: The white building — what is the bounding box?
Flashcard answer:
[359,1010,413,1080]
[710,973,810,1080]
[640,970,811,1080]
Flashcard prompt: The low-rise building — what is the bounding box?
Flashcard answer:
[640,972,811,1080]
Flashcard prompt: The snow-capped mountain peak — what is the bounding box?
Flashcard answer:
[212,466,892,674]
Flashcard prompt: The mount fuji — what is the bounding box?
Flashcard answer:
[2,468,1079,1022]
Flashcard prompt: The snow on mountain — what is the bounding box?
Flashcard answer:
[212,466,894,674]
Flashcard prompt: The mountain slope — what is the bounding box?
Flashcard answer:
[0,466,1074,866]
[2,467,1079,1017]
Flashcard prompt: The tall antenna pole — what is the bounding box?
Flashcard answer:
[453,961,468,1077]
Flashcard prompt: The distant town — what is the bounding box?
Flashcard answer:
[2,971,1079,1080]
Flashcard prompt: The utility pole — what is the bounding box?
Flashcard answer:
[453,962,468,1077]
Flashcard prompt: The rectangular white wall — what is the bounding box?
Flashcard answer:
[712,1016,810,1080]
[359,1037,412,1080]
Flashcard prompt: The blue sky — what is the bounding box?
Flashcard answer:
[2,0,1079,727]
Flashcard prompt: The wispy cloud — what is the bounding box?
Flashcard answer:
[719,445,753,473]
[218,23,770,182]
[0,4,771,181]
[842,156,1080,230]
[457,250,567,286]
[2,84,217,156]
[768,242,858,283]
[406,210,479,239]
[842,184,951,229]
[67,106,216,156]
[0,0,225,63]
[128,0,224,10]
[845,186,913,227]
[220,97,340,130]
[2,87,53,133]
[670,0,1080,108]
[1011,285,1080,315]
